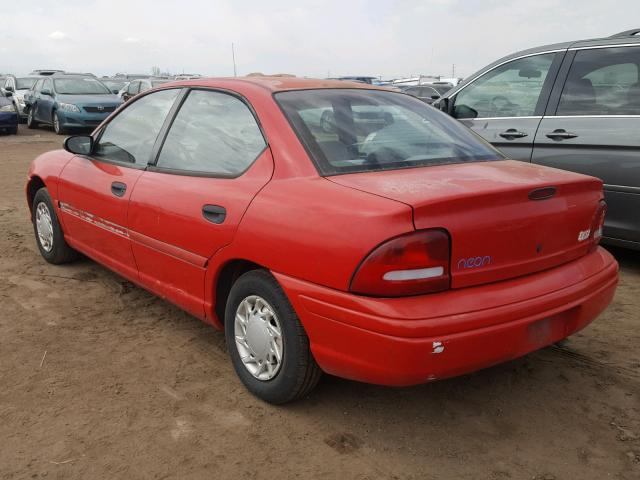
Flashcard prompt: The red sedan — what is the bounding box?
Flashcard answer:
[26,78,618,403]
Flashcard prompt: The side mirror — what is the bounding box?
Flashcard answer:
[4,90,11,97]
[5,86,14,92]
[430,95,440,100]
[434,97,449,113]
[64,135,93,155]
[41,88,52,96]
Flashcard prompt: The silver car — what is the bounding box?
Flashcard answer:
[436,28,640,250]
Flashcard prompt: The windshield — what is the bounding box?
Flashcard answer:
[431,84,452,95]
[275,89,502,175]
[53,78,111,95]
[152,80,170,87]
[16,78,37,90]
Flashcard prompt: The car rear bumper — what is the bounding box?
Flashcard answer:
[275,247,618,386]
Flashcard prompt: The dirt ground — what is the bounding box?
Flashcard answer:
[0,125,639,480]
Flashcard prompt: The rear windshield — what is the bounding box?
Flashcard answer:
[275,89,502,175]
[54,78,111,95]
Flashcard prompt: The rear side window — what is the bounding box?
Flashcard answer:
[275,89,502,176]
[156,90,266,176]
[93,88,180,165]
[557,46,640,116]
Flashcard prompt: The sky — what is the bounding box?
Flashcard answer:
[1,0,639,80]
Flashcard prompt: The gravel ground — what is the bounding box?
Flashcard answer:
[1,125,639,480]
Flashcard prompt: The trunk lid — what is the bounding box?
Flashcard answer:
[329,160,603,288]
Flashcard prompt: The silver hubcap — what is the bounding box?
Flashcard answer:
[234,295,283,381]
[35,202,54,252]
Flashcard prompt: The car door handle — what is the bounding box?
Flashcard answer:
[202,205,226,224]
[546,129,578,140]
[111,181,127,197]
[499,129,528,140]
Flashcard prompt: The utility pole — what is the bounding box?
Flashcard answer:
[452,64,456,78]
[232,42,237,77]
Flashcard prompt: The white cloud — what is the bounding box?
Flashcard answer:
[123,37,140,43]
[48,31,68,40]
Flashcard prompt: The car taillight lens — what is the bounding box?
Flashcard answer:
[349,229,450,297]
[589,200,606,252]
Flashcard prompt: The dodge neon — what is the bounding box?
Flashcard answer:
[26,77,618,403]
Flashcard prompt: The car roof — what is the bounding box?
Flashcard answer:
[169,76,385,93]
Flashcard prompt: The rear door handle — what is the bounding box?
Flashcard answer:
[499,129,528,140]
[546,129,578,140]
[111,181,127,197]
[202,205,226,224]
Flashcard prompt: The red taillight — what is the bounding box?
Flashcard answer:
[349,229,450,297]
[589,200,606,252]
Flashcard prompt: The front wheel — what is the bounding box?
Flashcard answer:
[26,108,36,129]
[32,188,78,264]
[52,111,65,135]
[225,270,321,404]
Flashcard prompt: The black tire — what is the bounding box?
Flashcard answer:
[26,108,36,129]
[53,111,65,135]
[32,188,78,264]
[9,126,18,135]
[225,270,321,404]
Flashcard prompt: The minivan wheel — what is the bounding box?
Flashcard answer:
[53,111,65,135]
[32,188,78,264]
[225,270,322,404]
[27,109,36,129]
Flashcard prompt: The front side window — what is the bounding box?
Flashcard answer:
[33,79,44,92]
[53,77,111,95]
[156,90,266,175]
[453,53,556,119]
[93,88,180,165]
[557,46,640,116]
[126,81,139,95]
[276,89,502,175]
[42,79,53,92]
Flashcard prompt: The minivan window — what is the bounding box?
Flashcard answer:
[94,89,180,165]
[557,46,640,116]
[156,90,266,175]
[276,89,502,175]
[453,53,555,119]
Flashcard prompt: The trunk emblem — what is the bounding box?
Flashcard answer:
[528,186,557,200]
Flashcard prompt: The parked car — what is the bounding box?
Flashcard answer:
[0,94,18,134]
[435,28,640,249]
[100,78,128,94]
[403,85,442,104]
[427,82,454,95]
[29,69,65,76]
[26,78,618,403]
[24,74,123,134]
[2,75,39,122]
[121,78,172,101]
[331,76,378,84]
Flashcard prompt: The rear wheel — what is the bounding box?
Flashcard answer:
[32,188,78,264]
[225,270,321,404]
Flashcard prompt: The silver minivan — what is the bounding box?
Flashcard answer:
[436,29,640,250]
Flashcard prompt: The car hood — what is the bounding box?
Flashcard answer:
[56,93,122,105]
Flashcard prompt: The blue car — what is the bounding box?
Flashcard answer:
[0,94,18,134]
[25,74,123,135]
